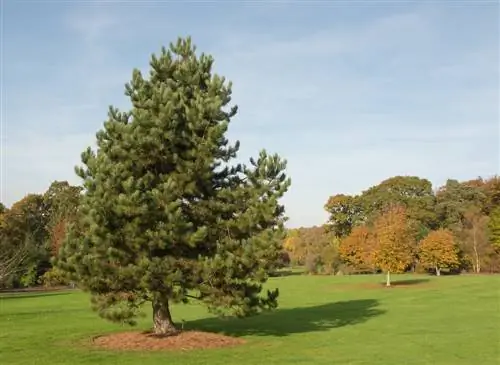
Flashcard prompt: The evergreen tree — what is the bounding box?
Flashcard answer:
[56,37,291,335]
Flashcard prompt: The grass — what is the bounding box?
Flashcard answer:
[1,273,499,365]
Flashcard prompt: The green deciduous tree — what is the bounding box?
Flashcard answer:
[0,194,50,287]
[56,37,291,335]
[435,179,486,229]
[324,194,364,238]
[361,176,437,230]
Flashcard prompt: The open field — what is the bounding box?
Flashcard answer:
[1,274,499,365]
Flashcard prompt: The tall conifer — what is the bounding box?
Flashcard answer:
[57,37,291,335]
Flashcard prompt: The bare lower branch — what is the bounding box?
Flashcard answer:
[0,245,29,284]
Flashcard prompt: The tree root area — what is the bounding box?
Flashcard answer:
[92,330,246,351]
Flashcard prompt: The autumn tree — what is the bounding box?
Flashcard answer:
[56,37,291,335]
[338,225,374,272]
[324,194,364,238]
[418,229,459,276]
[283,226,340,274]
[372,205,415,286]
[43,181,82,256]
[283,229,303,264]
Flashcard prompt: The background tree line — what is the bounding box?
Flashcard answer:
[283,175,500,282]
[0,181,81,289]
[2,174,499,289]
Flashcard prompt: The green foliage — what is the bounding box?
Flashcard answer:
[39,267,70,287]
[0,195,51,287]
[56,37,291,328]
[435,179,486,229]
[360,176,437,230]
[324,194,363,238]
[19,264,38,288]
[488,207,500,251]
[43,181,81,233]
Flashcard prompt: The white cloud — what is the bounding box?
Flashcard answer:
[3,5,498,228]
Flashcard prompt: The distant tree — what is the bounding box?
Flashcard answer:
[458,208,491,273]
[0,194,50,287]
[283,229,304,264]
[0,194,48,246]
[56,37,291,335]
[488,207,500,251]
[320,237,342,275]
[283,226,340,274]
[481,176,500,215]
[43,181,82,257]
[0,240,28,287]
[418,229,459,276]
[338,225,374,272]
[360,176,437,230]
[324,194,364,238]
[372,205,416,286]
[435,179,486,229]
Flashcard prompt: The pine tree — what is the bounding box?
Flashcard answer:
[56,37,291,335]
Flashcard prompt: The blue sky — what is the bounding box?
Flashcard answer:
[2,0,499,227]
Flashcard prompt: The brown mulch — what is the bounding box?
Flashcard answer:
[92,330,246,352]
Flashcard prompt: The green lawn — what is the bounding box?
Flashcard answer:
[1,274,499,365]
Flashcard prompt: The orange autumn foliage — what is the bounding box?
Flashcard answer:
[50,219,68,257]
[372,205,415,275]
[339,226,374,270]
[418,228,459,275]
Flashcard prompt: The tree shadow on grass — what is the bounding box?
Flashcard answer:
[186,299,384,337]
[389,278,430,287]
[270,269,304,277]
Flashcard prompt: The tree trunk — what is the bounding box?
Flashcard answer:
[386,271,391,287]
[152,298,177,336]
[436,266,441,276]
[473,225,481,273]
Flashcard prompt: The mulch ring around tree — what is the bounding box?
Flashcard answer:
[91,330,246,351]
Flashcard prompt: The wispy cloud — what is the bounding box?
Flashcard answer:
[3,2,498,227]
